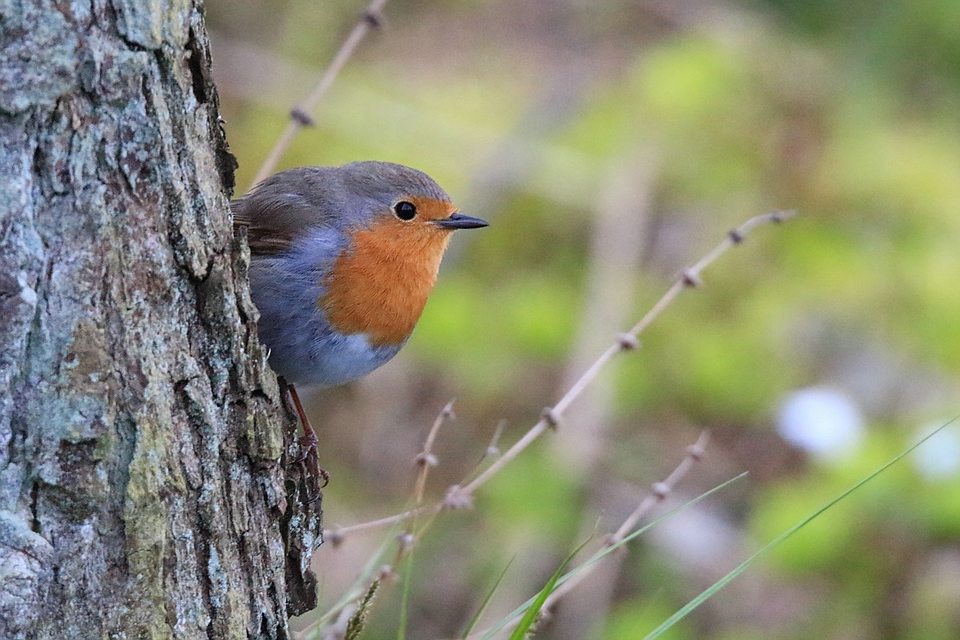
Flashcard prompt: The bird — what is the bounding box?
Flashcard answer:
[232,161,487,494]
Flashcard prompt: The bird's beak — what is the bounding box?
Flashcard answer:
[433,213,489,230]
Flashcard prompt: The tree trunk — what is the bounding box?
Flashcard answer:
[0,2,322,638]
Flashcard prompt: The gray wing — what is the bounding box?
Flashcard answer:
[232,166,347,255]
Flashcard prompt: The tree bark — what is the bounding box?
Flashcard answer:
[0,2,322,638]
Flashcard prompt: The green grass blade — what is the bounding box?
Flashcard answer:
[397,548,414,640]
[561,474,747,581]
[461,555,517,639]
[480,473,748,639]
[507,537,593,640]
[642,419,957,640]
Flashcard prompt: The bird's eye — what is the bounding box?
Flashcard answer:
[394,201,417,221]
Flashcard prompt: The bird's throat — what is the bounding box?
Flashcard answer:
[319,219,452,347]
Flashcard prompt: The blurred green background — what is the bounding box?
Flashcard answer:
[208,0,960,637]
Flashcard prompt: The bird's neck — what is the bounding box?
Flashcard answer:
[320,221,453,347]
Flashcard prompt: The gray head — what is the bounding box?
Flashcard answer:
[339,161,451,205]
[232,161,486,255]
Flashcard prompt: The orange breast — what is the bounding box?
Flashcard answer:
[319,199,457,346]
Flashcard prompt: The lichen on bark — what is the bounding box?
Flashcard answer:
[0,2,321,638]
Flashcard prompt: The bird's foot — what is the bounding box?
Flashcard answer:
[282,380,329,504]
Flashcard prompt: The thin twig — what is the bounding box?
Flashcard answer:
[312,405,455,638]
[610,430,710,543]
[413,400,455,505]
[249,0,391,189]
[455,210,795,500]
[330,401,455,541]
[469,430,712,640]
[544,433,711,610]
[330,504,440,538]
[484,420,507,460]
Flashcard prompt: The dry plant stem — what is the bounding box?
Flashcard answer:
[249,0,391,189]
[336,210,794,538]
[611,430,710,542]
[459,210,795,499]
[474,430,711,640]
[413,400,455,505]
[332,504,440,538]
[545,432,709,610]
[485,420,506,459]
[331,402,454,539]
[308,405,454,639]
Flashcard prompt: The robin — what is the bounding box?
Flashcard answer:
[232,161,487,493]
